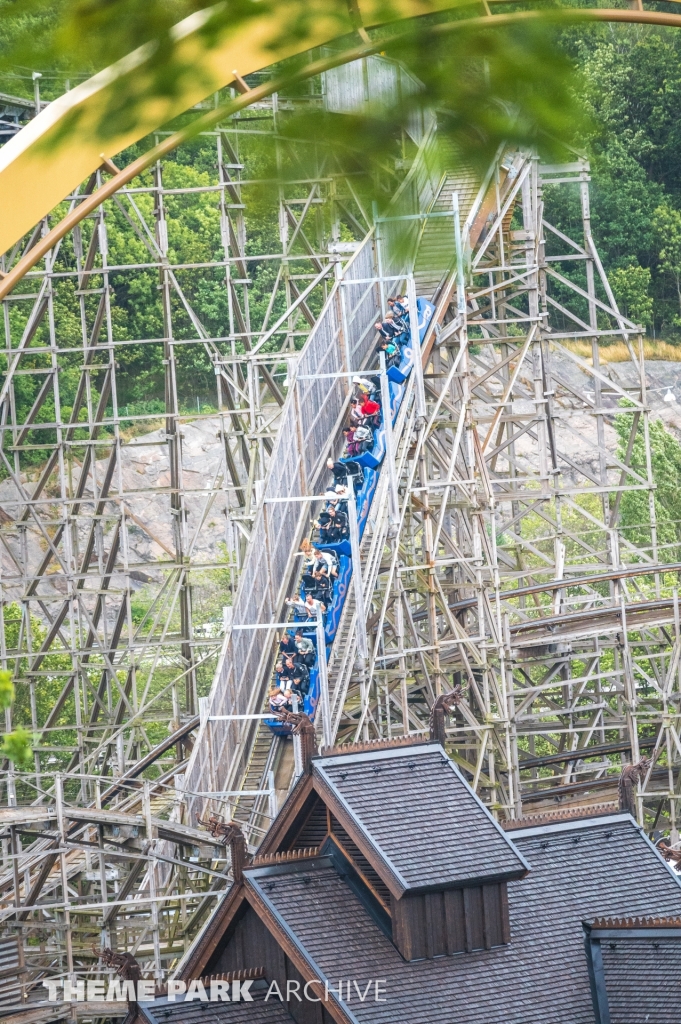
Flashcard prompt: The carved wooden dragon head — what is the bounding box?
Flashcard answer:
[656,837,681,871]
[196,815,245,845]
[429,685,466,743]
[274,709,315,735]
[618,756,652,814]
[430,685,465,722]
[92,947,141,982]
[621,756,651,782]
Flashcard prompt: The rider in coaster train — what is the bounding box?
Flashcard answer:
[327,457,364,490]
[374,314,399,341]
[352,374,381,401]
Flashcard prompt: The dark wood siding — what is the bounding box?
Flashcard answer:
[206,906,336,1024]
[425,891,447,958]
[290,796,329,850]
[329,816,392,910]
[209,904,285,981]
[499,879,511,944]
[391,882,510,961]
[482,882,504,949]
[444,888,466,954]
[274,793,329,852]
[391,891,423,961]
[463,886,485,951]
[283,956,330,1024]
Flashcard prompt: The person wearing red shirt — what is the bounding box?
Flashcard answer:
[359,394,380,427]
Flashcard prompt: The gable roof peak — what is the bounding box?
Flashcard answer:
[313,744,529,896]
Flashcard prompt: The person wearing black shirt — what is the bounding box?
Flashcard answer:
[388,297,409,333]
[326,458,364,489]
[292,662,311,696]
[315,506,348,544]
[312,568,332,605]
[279,632,297,657]
[279,655,296,681]
[374,318,398,341]
[301,571,317,596]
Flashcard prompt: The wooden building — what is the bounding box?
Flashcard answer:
[131,737,681,1024]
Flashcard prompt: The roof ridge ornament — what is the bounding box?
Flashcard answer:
[197,816,249,882]
[429,685,466,745]
[251,846,322,866]
[501,803,620,830]
[590,915,681,929]
[319,733,428,757]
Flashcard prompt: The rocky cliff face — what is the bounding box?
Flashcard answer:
[3,357,681,615]
[0,415,232,611]
[469,354,681,489]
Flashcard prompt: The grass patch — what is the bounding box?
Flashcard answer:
[564,340,681,363]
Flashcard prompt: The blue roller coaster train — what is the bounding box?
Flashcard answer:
[266,297,436,735]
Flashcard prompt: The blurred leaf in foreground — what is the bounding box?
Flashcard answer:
[256,18,588,266]
[0,0,392,134]
[293,20,584,173]
[0,669,14,710]
[1,726,34,767]
[0,2,585,152]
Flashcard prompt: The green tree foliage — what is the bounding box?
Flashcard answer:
[0,669,14,709]
[614,409,681,562]
[609,262,653,328]
[653,203,681,325]
[1,605,72,770]
[576,31,681,194]
[0,667,34,766]
[553,27,681,338]
[0,126,328,456]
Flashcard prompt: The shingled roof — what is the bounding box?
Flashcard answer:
[600,937,681,1023]
[312,742,528,894]
[584,914,681,1023]
[141,981,297,1023]
[241,815,681,1024]
[136,743,681,1024]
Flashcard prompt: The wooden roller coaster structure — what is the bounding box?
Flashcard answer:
[2,0,681,1014]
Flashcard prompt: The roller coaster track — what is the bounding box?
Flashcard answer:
[193,148,510,845]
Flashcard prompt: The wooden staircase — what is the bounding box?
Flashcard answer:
[413,165,482,300]
[232,727,282,846]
